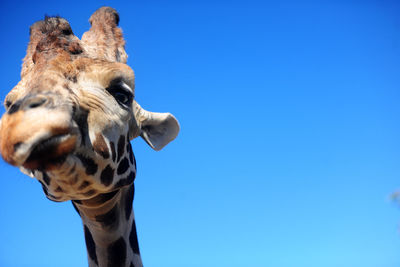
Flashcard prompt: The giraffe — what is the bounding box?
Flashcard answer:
[0,7,179,267]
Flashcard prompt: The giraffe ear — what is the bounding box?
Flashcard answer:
[132,101,180,151]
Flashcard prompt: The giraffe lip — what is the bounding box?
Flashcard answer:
[22,133,77,170]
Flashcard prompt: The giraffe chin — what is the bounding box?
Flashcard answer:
[22,134,77,171]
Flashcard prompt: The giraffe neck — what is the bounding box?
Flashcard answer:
[72,184,142,267]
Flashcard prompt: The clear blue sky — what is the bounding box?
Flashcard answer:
[0,1,399,266]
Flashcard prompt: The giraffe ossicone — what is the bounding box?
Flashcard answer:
[0,6,179,267]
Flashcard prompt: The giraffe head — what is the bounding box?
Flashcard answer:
[0,7,179,202]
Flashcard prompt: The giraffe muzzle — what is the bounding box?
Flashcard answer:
[0,103,79,170]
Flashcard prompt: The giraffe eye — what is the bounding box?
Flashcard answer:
[106,80,133,108]
[114,91,130,105]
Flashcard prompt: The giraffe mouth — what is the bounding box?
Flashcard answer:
[22,133,78,170]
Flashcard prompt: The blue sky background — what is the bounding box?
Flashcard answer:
[0,1,399,266]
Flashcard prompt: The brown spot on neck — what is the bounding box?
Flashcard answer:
[93,133,110,159]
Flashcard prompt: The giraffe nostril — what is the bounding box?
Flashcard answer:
[14,142,23,152]
[7,96,49,114]
[26,97,47,109]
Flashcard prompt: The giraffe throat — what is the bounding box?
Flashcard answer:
[72,184,142,267]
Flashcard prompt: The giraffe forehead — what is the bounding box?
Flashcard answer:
[78,59,135,89]
[37,57,134,89]
[5,57,135,107]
